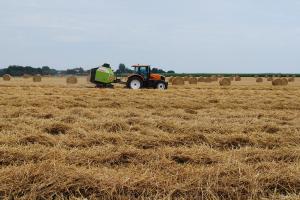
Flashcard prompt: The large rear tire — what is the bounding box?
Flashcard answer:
[127,78,142,89]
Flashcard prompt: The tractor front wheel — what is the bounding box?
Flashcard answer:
[156,82,167,90]
[128,78,142,89]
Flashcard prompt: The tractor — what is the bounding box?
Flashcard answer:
[89,64,168,90]
[126,64,168,90]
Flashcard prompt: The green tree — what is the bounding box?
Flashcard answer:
[118,63,126,73]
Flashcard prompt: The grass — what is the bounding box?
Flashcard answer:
[0,77,300,199]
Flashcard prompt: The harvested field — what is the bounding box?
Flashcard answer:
[0,77,300,200]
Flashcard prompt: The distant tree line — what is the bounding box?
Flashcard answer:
[0,65,89,76]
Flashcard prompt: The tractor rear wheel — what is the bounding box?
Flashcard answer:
[128,78,142,89]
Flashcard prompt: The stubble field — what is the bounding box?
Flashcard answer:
[0,77,300,200]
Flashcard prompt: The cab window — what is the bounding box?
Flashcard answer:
[135,67,148,79]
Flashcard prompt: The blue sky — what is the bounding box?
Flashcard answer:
[0,0,300,73]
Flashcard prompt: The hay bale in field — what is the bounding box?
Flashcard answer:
[172,77,184,85]
[288,77,295,82]
[272,78,288,86]
[272,79,282,86]
[256,77,263,83]
[183,76,189,81]
[204,77,212,83]
[33,74,42,82]
[2,74,11,81]
[197,76,205,82]
[235,76,241,81]
[267,77,273,81]
[188,77,198,84]
[66,76,78,84]
[211,75,218,81]
[168,76,174,82]
[219,78,231,86]
[23,74,31,79]
[281,78,288,86]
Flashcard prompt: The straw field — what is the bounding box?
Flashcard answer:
[0,77,299,200]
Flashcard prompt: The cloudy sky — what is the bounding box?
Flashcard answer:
[0,0,300,73]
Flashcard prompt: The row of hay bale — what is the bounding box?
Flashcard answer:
[220,77,291,86]
[256,77,294,84]
[2,74,78,84]
[168,75,295,86]
[266,77,295,82]
[169,75,243,85]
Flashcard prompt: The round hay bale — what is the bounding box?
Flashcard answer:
[256,77,263,83]
[33,74,42,82]
[211,75,218,81]
[188,77,198,84]
[23,74,31,79]
[267,77,273,81]
[172,77,184,85]
[219,78,231,86]
[168,76,174,82]
[235,76,241,81]
[272,79,282,86]
[204,77,212,83]
[183,76,189,81]
[272,78,288,86]
[66,76,78,84]
[3,74,11,81]
[281,78,288,86]
[197,76,205,82]
[288,77,295,82]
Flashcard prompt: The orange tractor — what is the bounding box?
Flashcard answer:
[126,65,168,90]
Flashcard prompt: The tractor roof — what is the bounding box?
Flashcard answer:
[131,64,150,67]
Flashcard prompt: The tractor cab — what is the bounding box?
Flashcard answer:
[132,65,151,80]
[126,64,168,90]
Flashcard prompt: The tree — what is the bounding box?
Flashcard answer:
[42,66,51,75]
[118,63,126,73]
[116,63,133,74]
[167,70,175,74]
[151,68,166,74]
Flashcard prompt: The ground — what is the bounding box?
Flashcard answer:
[0,77,299,200]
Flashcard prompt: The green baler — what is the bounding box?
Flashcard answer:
[90,64,118,88]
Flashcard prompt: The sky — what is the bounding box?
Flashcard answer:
[0,0,300,73]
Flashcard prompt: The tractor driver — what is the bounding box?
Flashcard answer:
[139,66,148,79]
